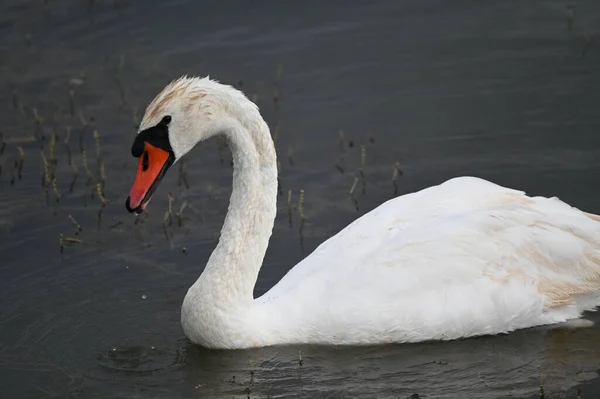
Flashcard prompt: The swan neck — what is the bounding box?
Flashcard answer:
[196,115,277,305]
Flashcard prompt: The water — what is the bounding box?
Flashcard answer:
[1,0,600,397]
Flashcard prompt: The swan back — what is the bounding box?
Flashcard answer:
[256,177,600,346]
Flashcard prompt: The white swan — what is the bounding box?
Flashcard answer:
[125,76,600,349]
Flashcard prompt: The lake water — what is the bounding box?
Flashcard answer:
[1,0,600,398]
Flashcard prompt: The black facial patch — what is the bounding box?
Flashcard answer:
[131,115,173,158]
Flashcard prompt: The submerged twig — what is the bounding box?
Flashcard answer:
[359,144,366,194]
[96,183,109,229]
[566,6,574,32]
[16,146,24,180]
[164,192,175,225]
[93,130,101,161]
[40,150,50,204]
[162,223,173,249]
[178,158,189,188]
[287,189,293,228]
[32,108,45,140]
[110,218,123,229]
[298,189,306,252]
[67,132,79,193]
[580,32,592,58]
[298,189,306,221]
[78,109,88,128]
[60,233,83,254]
[244,359,255,398]
[391,161,403,196]
[177,201,187,227]
[96,183,109,206]
[68,214,82,234]
[52,175,60,203]
[113,77,127,107]
[349,176,360,212]
[69,174,78,193]
[63,237,83,244]
[49,132,57,164]
[349,177,358,196]
[81,149,93,184]
[32,107,44,125]
[98,158,105,189]
[0,132,6,156]
[40,150,50,187]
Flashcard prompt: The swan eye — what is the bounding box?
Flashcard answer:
[161,115,172,125]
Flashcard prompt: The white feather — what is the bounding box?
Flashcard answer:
[138,76,600,349]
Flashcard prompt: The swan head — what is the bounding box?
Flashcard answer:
[125,75,239,214]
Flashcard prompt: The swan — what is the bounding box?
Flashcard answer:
[125,76,600,349]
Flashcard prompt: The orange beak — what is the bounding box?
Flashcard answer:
[125,142,174,214]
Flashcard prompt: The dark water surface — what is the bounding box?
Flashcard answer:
[1,1,600,398]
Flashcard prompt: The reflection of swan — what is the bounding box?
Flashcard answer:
[178,323,600,398]
[125,76,600,349]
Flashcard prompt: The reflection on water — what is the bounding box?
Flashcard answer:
[87,321,600,398]
[60,317,596,399]
[1,0,600,398]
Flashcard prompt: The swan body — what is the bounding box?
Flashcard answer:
[127,76,600,349]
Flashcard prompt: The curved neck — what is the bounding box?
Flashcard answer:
[191,115,278,306]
